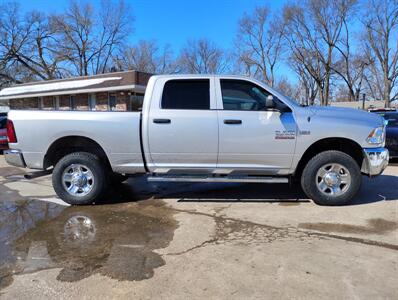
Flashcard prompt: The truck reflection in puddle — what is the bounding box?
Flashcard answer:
[1,199,177,288]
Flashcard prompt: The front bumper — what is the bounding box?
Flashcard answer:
[361,147,389,176]
[4,149,26,168]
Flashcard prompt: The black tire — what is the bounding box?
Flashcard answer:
[52,152,108,205]
[301,150,362,206]
[110,173,129,185]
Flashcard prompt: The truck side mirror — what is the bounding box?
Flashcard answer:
[266,95,275,109]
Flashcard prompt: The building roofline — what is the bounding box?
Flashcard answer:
[0,84,147,100]
[5,70,149,88]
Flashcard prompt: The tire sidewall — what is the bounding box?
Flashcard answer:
[301,151,362,206]
[52,152,107,205]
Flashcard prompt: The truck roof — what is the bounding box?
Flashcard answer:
[151,74,253,79]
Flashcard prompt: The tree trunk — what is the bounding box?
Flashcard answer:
[384,77,391,108]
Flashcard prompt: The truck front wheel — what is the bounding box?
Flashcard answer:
[52,152,108,205]
[301,150,362,206]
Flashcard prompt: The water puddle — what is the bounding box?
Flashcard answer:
[0,199,177,289]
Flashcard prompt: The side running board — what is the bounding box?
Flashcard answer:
[147,175,288,183]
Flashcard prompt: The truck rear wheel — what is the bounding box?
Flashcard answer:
[301,150,361,206]
[52,152,108,205]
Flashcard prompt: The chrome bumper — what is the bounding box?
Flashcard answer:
[361,147,389,176]
[4,149,26,168]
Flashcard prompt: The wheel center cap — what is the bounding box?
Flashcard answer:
[72,174,87,187]
[324,172,340,186]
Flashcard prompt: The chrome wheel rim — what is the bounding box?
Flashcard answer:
[62,164,95,197]
[316,163,351,196]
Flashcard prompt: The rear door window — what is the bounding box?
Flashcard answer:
[162,79,210,110]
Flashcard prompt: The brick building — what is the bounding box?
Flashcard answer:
[0,71,152,112]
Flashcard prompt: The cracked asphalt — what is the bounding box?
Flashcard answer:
[0,156,397,299]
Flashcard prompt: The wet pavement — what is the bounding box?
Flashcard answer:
[0,156,398,299]
[1,200,177,288]
[0,164,184,289]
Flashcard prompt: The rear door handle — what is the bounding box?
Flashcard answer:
[153,119,171,124]
[224,119,242,125]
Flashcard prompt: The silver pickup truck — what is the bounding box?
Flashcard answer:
[4,75,389,205]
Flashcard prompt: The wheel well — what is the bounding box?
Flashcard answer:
[294,138,364,178]
[44,136,111,170]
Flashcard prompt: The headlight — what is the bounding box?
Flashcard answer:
[366,126,385,144]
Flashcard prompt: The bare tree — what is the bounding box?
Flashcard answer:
[51,0,132,76]
[235,7,285,87]
[93,0,132,74]
[363,55,385,101]
[283,3,326,105]
[289,58,319,105]
[114,40,178,74]
[283,0,356,105]
[0,2,64,87]
[274,77,301,100]
[333,53,368,102]
[331,3,369,102]
[178,39,229,74]
[334,84,352,102]
[363,0,398,107]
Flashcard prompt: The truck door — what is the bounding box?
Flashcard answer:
[216,79,296,174]
[146,77,219,172]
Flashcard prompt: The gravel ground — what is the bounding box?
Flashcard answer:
[0,156,397,299]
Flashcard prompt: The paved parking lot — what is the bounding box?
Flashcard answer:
[0,156,397,299]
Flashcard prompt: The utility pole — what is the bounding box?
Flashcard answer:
[362,93,366,110]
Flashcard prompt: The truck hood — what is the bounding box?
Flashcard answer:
[308,105,384,127]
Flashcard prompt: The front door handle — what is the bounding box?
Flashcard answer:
[153,119,171,124]
[224,119,242,125]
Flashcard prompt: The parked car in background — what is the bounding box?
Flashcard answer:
[370,110,398,158]
[0,116,8,151]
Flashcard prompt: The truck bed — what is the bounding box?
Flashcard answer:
[9,110,145,173]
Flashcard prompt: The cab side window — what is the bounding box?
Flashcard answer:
[162,79,210,110]
[220,79,271,111]
[220,79,291,112]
